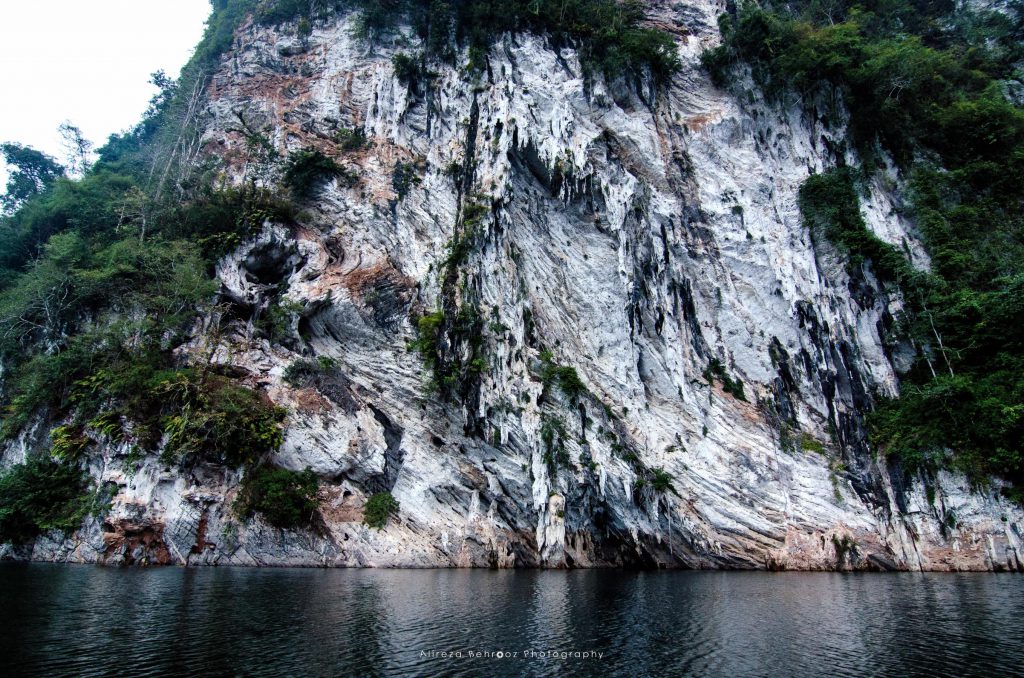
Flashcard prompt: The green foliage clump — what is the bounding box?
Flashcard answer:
[1,143,64,215]
[160,372,286,468]
[391,52,422,86]
[334,126,367,151]
[283,356,338,387]
[247,0,679,81]
[446,0,680,80]
[0,456,95,544]
[408,309,446,373]
[408,305,486,400]
[160,186,295,260]
[363,491,399,528]
[255,299,304,344]
[392,161,422,199]
[0,4,319,475]
[539,350,587,401]
[50,425,90,461]
[282,148,349,198]
[799,167,917,285]
[703,358,746,401]
[650,467,678,495]
[541,412,570,471]
[235,465,319,529]
[0,235,218,440]
[799,432,826,455]
[832,533,857,565]
[701,2,1021,165]
[440,198,487,275]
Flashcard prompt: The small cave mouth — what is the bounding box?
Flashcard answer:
[243,240,303,287]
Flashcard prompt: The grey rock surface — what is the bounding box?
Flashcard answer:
[5,4,1022,570]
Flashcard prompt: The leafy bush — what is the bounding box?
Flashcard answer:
[234,465,319,529]
[539,350,587,401]
[392,161,421,199]
[650,467,678,495]
[799,167,919,286]
[160,372,286,467]
[254,299,304,344]
[391,52,421,86]
[160,186,295,260]
[540,412,570,471]
[0,456,95,544]
[1,143,64,214]
[50,425,90,461]
[408,306,485,400]
[800,433,826,455]
[703,358,746,401]
[363,491,399,528]
[283,356,338,387]
[282,148,348,198]
[335,126,367,151]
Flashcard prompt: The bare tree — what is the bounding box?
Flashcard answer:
[58,121,94,177]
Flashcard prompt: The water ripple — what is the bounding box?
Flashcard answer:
[1,566,1022,677]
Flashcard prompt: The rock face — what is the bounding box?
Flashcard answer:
[4,2,1023,570]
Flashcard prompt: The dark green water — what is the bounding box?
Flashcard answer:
[1,565,1021,677]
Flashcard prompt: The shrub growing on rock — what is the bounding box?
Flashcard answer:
[235,465,320,529]
[160,372,286,467]
[0,456,95,544]
[282,148,348,198]
[363,491,399,529]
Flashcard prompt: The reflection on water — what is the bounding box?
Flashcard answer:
[1,564,1021,677]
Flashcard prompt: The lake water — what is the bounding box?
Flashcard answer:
[1,565,1021,677]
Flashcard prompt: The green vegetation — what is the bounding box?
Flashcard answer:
[703,358,746,401]
[1,143,64,215]
[392,161,421,199]
[246,0,679,80]
[406,198,489,402]
[800,432,826,455]
[392,52,422,86]
[234,465,319,529]
[702,2,1024,165]
[539,350,587,401]
[650,467,678,495]
[408,305,486,400]
[282,148,349,198]
[160,372,286,467]
[283,356,338,387]
[363,491,399,528]
[832,533,856,565]
[334,126,367,151]
[442,198,487,275]
[541,412,570,470]
[0,456,97,544]
[255,298,304,344]
[50,425,90,461]
[0,59,293,481]
[798,168,918,285]
[705,1,1024,493]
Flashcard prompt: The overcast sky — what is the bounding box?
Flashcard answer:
[0,0,212,185]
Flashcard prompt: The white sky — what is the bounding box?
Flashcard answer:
[0,0,212,186]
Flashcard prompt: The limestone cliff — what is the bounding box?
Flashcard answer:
[5,1,1022,570]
